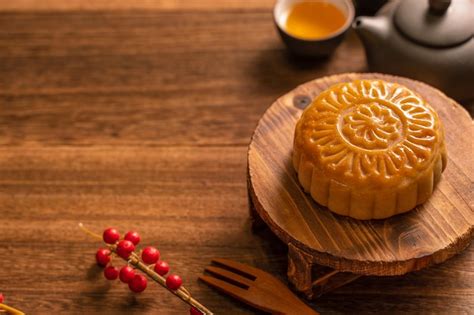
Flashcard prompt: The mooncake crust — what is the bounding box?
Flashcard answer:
[293,80,447,220]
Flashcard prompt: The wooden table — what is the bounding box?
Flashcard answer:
[0,1,472,314]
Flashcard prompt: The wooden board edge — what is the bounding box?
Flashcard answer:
[248,177,473,275]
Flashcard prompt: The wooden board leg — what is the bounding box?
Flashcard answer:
[288,243,361,299]
[288,243,316,299]
[312,268,362,298]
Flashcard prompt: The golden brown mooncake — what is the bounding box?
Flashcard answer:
[293,80,447,220]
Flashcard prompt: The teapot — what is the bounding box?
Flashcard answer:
[353,0,474,100]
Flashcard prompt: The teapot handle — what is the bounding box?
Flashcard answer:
[429,0,451,14]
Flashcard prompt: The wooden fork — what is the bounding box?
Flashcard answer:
[199,258,319,315]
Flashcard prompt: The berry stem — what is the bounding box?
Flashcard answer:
[128,253,212,314]
[0,304,25,315]
[79,223,102,240]
[80,223,213,315]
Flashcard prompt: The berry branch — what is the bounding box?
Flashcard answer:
[0,294,25,315]
[79,223,213,315]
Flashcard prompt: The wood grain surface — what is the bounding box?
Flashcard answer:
[0,2,473,314]
[0,0,275,11]
[248,73,473,276]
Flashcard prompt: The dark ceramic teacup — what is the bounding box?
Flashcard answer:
[274,0,355,58]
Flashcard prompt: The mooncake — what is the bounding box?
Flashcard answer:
[293,80,447,220]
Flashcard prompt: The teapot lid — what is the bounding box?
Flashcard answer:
[394,0,473,47]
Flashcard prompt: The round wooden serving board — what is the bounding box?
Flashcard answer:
[248,73,473,277]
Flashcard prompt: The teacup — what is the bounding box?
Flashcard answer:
[274,0,355,57]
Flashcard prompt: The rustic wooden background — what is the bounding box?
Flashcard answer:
[0,1,472,314]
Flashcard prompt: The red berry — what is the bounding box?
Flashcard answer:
[124,231,141,245]
[154,260,170,276]
[103,228,120,244]
[119,266,136,283]
[166,274,182,290]
[116,240,135,259]
[190,307,202,315]
[104,266,119,280]
[96,248,111,267]
[0,293,4,303]
[129,274,147,293]
[142,246,160,264]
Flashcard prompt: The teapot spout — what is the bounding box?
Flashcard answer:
[352,16,389,49]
